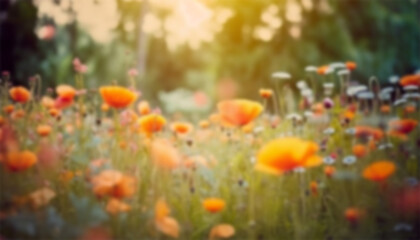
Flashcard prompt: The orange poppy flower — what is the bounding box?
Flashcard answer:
[388,131,408,141]
[341,109,356,122]
[106,198,131,215]
[199,120,210,129]
[56,85,76,100]
[217,99,263,126]
[343,109,355,120]
[379,105,390,114]
[256,137,322,175]
[54,85,76,109]
[11,109,25,120]
[389,119,418,135]
[362,160,396,182]
[101,103,110,112]
[54,96,74,109]
[59,170,75,184]
[352,144,368,158]
[259,89,273,99]
[209,224,235,240]
[0,116,4,126]
[404,105,416,114]
[324,166,336,178]
[170,122,194,135]
[36,125,52,137]
[355,126,384,141]
[49,108,60,117]
[399,74,420,86]
[392,185,420,215]
[209,113,221,124]
[4,150,37,172]
[138,114,166,136]
[154,198,180,238]
[312,103,324,115]
[41,96,55,108]
[203,198,226,213]
[317,65,329,75]
[91,170,135,199]
[112,175,135,199]
[345,61,357,71]
[155,198,171,220]
[119,141,127,149]
[137,101,151,115]
[9,86,31,103]
[150,139,181,170]
[3,105,14,114]
[99,86,137,109]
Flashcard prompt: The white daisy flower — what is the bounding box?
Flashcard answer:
[343,155,357,165]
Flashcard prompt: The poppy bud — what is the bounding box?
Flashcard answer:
[345,207,363,225]
[324,166,336,178]
[310,181,318,196]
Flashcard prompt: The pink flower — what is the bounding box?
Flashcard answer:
[128,88,142,97]
[194,91,208,106]
[128,68,139,77]
[73,58,88,73]
[37,142,63,169]
[77,64,88,73]
[28,76,37,83]
[217,78,238,100]
[54,97,73,109]
[73,58,81,66]
[38,25,55,40]
[76,89,87,96]
[152,107,162,115]
[119,109,138,126]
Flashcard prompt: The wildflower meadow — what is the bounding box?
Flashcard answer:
[1,0,420,240]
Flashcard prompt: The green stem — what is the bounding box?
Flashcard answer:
[275,81,284,117]
[368,76,381,114]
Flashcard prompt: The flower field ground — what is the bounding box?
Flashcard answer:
[0,66,420,240]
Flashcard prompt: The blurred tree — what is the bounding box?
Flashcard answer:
[0,0,39,86]
[0,0,419,103]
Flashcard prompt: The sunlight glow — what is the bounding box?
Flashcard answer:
[178,0,212,29]
[35,0,119,43]
[286,0,302,23]
[254,4,282,42]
